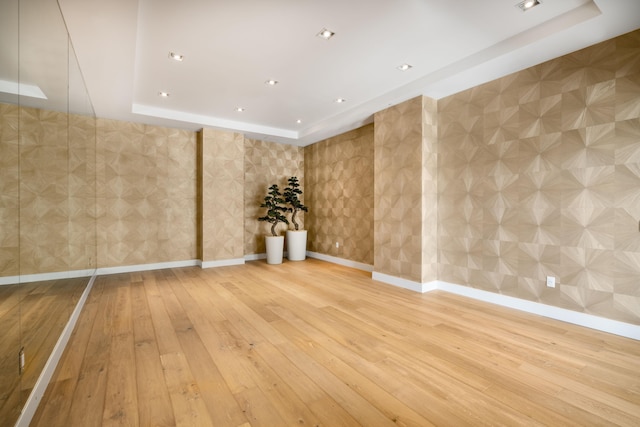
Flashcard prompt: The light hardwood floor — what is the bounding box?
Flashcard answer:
[0,278,86,426]
[31,259,640,426]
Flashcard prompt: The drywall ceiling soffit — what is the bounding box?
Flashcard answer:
[55,0,640,146]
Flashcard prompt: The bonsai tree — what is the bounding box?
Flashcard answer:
[258,184,289,236]
[283,176,308,231]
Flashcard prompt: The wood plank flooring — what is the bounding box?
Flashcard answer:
[31,259,640,426]
[0,278,86,426]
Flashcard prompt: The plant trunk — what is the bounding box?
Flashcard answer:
[291,209,299,230]
[270,222,277,236]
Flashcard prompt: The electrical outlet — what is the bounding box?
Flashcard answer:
[335,242,339,248]
[19,348,25,374]
[546,276,556,288]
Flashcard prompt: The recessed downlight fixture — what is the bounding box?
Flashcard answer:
[516,0,541,11]
[317,28,335,40]
[158,91,170,97]
[296,119,302,124]
[168,52,184,61]
[265,79,278,86]
[235,107,245,112]
[335,98,346,103]
[397,63,413,71]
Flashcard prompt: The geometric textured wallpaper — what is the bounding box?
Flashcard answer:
[304,124,374,265]
[244,138,304,255]
[422,96,439,283]
[18,107,71,275]
[198,129,245,262]
[68,113,97,272]
[437,29,640,324]
[374,100,425,281]
[0,105,96,277]
[96,119,198,268]
[0,103,19,277]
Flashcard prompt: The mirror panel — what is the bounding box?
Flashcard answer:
[0,0,22,423]
[0,0,96,424]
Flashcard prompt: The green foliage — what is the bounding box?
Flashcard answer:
[258,184,289,236]
[283,176,308,231]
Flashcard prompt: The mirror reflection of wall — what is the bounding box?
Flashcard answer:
[0,0,96,425]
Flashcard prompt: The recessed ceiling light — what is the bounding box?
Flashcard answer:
[397,63,413,71]
[168,52,184,61]
[235,107,245,112]
[317,28,335,40]
[265,79,279,86]
[516,0,541,11]
[335,98,346,103]
[158,91,170,97]
[296,119,302,124]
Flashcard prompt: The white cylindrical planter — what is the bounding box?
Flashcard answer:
[286,230,307,261]
[265,235,285,264]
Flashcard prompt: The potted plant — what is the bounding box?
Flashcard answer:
[283,176,308,261]
[258,184,289,264]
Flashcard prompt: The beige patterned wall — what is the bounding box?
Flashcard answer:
[68,113,97,271]
[198,129,245,262]
[304,124,374,265]
[374,99,425,281]
[437,29,640,324]
[422,97,439,282]
[0,103,20,277]
[0,104,96,278]
[244,138,304,255]
[19,107,71,275]
[96,119,197,268]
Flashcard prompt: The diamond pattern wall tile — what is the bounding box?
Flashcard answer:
[436,29,640,324]
[96,118,197,268]
[199,129,245,262]
[0,103,20,277]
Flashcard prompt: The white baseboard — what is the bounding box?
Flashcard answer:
[437,280,640,341]
[198,258,245,269]
[372,271,434,292]
[0,268,95,286]
[370,271,640,340]
[245,253,267,261]
[96,259,199,275]
[307,251,373,272]
[15,273,97,427]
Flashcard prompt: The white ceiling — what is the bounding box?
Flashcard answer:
[57,0,640,146]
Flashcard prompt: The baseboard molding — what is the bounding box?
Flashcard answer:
[307,251,373,272]
[96,259,199,275]
[245,253,267,261]
[0,268,95,286]
[15,273,97,427]
[245,252,298,262]
[370,270,639,340]
[437,280,640,341]
[198,258,245,268]
[372,271,434,292]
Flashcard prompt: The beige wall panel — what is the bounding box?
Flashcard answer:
[437,29,640,324]
[198,129,245,262]
[68,113,97,271]
[0,103,20,277]
[96,119,197,268]
[422,96,439,282]
[244,139,303,255]
[304,125,374,265]
[19,107,70,275]
[374,97,424,281]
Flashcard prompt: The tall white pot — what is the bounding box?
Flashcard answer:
[265,235,285,264]
[286,230,307,261]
